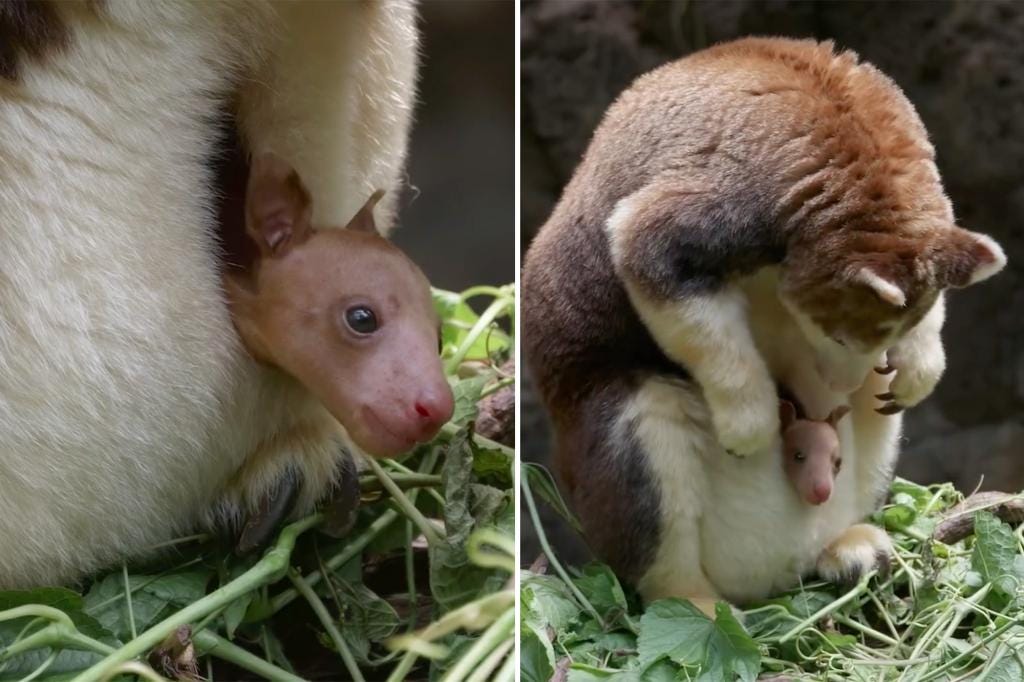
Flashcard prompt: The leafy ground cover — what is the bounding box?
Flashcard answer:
[0,284,515,682]
[522,465,1024,681]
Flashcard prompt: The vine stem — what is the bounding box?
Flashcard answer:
[444,295,512,374]
[72,515,322,682]
[193,630,305,682]
[287,570,365,682]
[358,473,442,494]
[520,463,605,627]
[441,608,514,682]
[778,571,877,644]
[271,509,400,614]
[362,455,442,546]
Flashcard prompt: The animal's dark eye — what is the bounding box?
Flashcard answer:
[834,458,843,473]
[793,451,805,461]
[345,306,378,335]
[830,336,847,347]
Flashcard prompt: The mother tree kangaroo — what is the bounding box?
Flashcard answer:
[0,1,418,587]
[523,38,1007,614]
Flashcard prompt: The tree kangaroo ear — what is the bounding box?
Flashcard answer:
[933,228,1007,289]
[826,405,851,426]
[853,267,906,307]
[245,152,313,258]
[779,400,798,430]
[347,189,386,235]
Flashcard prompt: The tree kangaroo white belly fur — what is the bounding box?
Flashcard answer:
[0,1,417,587]
[636,270,900,605]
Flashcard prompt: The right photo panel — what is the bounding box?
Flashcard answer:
[519,2,1023,680]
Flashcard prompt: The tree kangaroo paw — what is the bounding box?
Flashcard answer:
[235,465,304,555]
[322,447,362,538]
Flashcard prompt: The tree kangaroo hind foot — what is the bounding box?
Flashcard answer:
[816,523,893,587]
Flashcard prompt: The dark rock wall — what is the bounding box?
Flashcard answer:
[393,0,515,292]
[520,0,1024,563]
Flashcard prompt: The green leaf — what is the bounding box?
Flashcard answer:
[331,581,400,663]
[472,446,513,486]
[222,593,253,638]
[519,622,555,682]
[972,511,1019,596]
[573,564,630,622]
[523,462,582,533]
[0,589,120,679]
[451,375,490,427]
[881,504,917,532]
[636,600,759,682]
[83,568,208,641]
[521,572,582,632]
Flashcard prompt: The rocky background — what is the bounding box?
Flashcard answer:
[521,0,1024,564]
[393,0,514,291]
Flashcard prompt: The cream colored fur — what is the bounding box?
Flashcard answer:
[0,1,418,588]
[607,193,779,457]
[632,267,905,609]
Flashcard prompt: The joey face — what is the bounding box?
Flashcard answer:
[227,153,453,458]
[779,401,848,506]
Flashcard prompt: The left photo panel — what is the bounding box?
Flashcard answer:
[0,1,515,680]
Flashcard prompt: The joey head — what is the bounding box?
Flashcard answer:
[779,399,850,506]
[224,153,454,459]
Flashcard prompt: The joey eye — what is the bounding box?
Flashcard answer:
[834,457,843,473]
[345,306,378,335]
[830,336,847,347]
[793,451,805,461]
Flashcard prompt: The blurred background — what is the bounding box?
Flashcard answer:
[393,0,515,292]
[521,0,1024,564]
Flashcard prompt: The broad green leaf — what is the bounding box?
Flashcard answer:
[83,568,207,641]
[520,622,555,682]
[637,600,759,682]
[573,564,630,621]
[520,572,582,633]
[972,511,1018,596]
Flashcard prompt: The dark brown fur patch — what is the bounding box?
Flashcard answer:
[0,0,70,81]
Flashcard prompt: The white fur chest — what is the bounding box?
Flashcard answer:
[699,428,864,603]
[637,267,902,606]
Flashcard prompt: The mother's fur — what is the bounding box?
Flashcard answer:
[0,1,418,587]
[523,38,1006,611]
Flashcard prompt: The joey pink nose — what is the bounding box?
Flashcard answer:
[810,482,832,505]
[412,388,454,438]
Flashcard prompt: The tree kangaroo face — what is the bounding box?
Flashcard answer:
[778,223,1006,393]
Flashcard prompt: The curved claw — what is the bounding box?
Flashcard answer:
[875,403,904,416]
[874,364,897,375]
[323,448,361,538]
[875,392,895,401]
[236,465,303,556]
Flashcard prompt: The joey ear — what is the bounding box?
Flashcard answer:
[853,267,906,307]
[826,405,851,426]
[347,189,386,234]
[779,400,797,430]
[245,152,313,258]
[933,228,1007,289]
